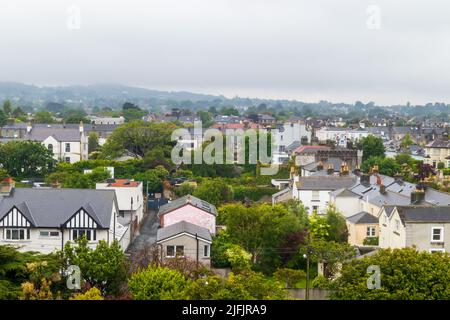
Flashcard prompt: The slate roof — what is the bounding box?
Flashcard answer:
[296,176,357,190]
[158,195,217,216]
[157,220,212,242]
[331,188,361,198]
[347,211,379,224]
[24,127,82,142]
[395,206,450,223]
[426,140,450,148]
[0,188,117,228]
[303,157,355,173]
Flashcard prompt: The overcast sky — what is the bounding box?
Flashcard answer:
[1,0,450,105]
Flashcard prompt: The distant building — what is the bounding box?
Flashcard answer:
[315,127,369,147]
[346,211,379,246]
[88,115,125,125]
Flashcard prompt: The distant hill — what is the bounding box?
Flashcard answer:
[0,82,226,108]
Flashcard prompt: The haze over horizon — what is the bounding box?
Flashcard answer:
[1,0,450,105]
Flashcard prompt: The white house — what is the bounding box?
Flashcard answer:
[315,127,369,147]
[0,181,129,254]
[379,205,450,253]
[24,122,88,163]
[88,116,125,125]
[96,179,144,239]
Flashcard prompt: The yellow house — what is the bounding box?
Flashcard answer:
[346,211,379,246]
[424,140,450,168]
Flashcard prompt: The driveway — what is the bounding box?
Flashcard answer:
[127,210,160,253]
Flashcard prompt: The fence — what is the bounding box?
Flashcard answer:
[287,288,330,300]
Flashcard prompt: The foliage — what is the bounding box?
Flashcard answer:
[3,100,12,116]
[218,203,304,272]
[225,245,252,272]
[62,108,88,123]
[312,275,331,289]
[46,167,111,189]
[232,186,278,202]
[359,135,385,161]
[301,238,356,278]
[34,110,55,123]
[0,246,62,300]
[88,132,100,153]
[70,287,104,300]
[193,179,233,207]
[330,247,450,300]
[101,120,178,159]
[211,231,233,268]
[325,205,348,243]
[173,181,196,197]
[273,268,306,288]
[60,237,127,296]
[308,213,330,239]
[0,140,55,177]
[361,156,401,176]
[128,266,188,300]
[363,237,379,246]
[133,165,168,193]
[0,109,8,126]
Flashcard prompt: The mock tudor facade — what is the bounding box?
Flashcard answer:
[0,183,129,253]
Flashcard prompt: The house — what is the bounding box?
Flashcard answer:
[158,195,217,235]
[256,114,276,125]
[293,174,357,214]
[315,127,369,147]
[379,205,450,253]
[0,122,88,163]
[88,115,125,125]
[0,181,129,254]
[156,220,212,267]
[96,179,144,240]
[424,139,450,168]
[346,211,379,246]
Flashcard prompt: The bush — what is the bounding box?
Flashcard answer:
[312,275,331,289]
[128,266,188,300]
[232,186,278,202]
[363,237,379,246]
[273,268,306,288]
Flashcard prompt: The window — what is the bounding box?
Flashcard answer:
[312,206,319,214]
[395,219,400,231]
[203,245,210,257]
[72,229,96,241]
[366,227,376,237]
[4,228,30,240]
[48,144,53,153]
[312,190,320,201]
[166,245,184,257]
[39,231,59,237]
[431,227,444,242]
[65,143,71,152]
[430,248,445,253]
[65,157,71,163]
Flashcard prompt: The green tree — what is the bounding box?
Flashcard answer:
[218,203,303,270]
[302,238,356,279]
[62,108,88,123]
[225,245,252,272]
[60,237,127,296]
[400,133,414,150]
[88,132,100,153]
[3,100,12,116]
[325,205,348,243]
[273,268,306,288]
[359,135,385,161]
[34,110,55,123]
[193,179,233,207]
[0,141,55,177]
[210,231,233,268]
[330,247,450,300]
[308,212,330,239]
[101,121,178,159]
[70,287,104,300]
[128,266,188,300]
[0,109,7,126]
[361,156,401,176]
[133,165,168,193]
